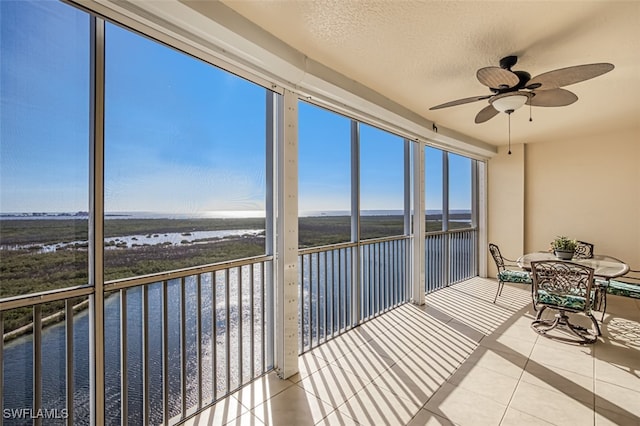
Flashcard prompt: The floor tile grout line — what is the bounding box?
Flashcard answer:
[593,343,597,426]
[185,282,639,425]
[497,330,540,425]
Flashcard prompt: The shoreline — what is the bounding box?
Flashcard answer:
[1,215,473,337]
[3,299,89,343]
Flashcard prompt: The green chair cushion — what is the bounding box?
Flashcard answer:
[536,289,588,311]
[498,269,532,284]
[594,278,609,287]
[607,280,640,299]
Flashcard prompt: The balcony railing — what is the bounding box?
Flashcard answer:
[425,228,478,293]
[1,231,477,424]
[299,242,354,353]
[0,255,273,426]
[298,235,411,354]
[359,236,410,321]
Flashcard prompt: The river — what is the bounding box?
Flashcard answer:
[1,227,476,425]
[2,270,265,425]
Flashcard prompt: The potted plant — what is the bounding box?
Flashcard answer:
[550,236,577,260]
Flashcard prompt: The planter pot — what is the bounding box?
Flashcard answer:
[554,250,574,260]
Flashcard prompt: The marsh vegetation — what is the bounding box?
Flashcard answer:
[1,214,470,333]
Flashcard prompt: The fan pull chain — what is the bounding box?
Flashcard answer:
[508,112,512,155]
[529,100,533,122]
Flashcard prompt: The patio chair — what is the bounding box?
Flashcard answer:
[530,260,600,344]
[488,243,533,304]
[607,268,640,298]
[573,240,594,259]
[593,263,637,320]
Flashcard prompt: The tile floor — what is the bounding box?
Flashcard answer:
[182,277,640,425]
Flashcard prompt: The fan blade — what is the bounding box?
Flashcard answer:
[477,67,520,89]
[527,88,578,107]
[475,104,499,123]
[527,63,614,90]
[429,95,491,110]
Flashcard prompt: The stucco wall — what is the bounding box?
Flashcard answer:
[524,129,639,267]
[487,128,639,277]
[487,143,525,277]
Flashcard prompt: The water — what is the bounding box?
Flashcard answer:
[2,267,267,425]
[1,212,474,424]
[2,241,476,425]
[0,209,470,220]
[3,297,94,425]
[2,229,263,253]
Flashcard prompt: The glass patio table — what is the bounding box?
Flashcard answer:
[517,252,629,316]
[517,252,629,279]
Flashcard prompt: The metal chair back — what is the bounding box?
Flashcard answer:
[574,241,594,259]
[531,260,595,311]
[488,243,505,271]
[529,260,600,344]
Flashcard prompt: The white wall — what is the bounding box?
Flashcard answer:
[488,128,640,276]
[487,143,526,277]
[525,128,639,267]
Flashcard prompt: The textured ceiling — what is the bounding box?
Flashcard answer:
[219,0,640,147]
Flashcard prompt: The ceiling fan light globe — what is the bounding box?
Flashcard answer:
[490,93,529,113]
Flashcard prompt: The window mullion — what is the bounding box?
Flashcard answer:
[412,142,426,305]
[350,120,361,325]
[88,15,106,426]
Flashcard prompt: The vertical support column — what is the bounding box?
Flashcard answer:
[350,120,361,325]
[442,151,450,286]
[88,16,106,426]
[471,160,478,275]
[275,89,299,379]
[403,140,412,301]
[476,160,488,277]
[471,160,479,231]
[265,91,277,370]
[412,142,426,305]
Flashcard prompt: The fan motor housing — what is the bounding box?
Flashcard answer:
[491,70,532,93]
[499,55,518,70]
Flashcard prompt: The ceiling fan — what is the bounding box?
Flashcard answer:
[429,55,614,123]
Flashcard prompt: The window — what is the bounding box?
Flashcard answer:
[448,153,472,229]
[359,124,405,239]
[0,0,90,302]
[104,23,268,280]
[425,146,444,232]
[298,102,352,247]
[0,0,91,418]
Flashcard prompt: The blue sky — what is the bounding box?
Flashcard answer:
[1,0,472,215]
[1,0,89,213]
